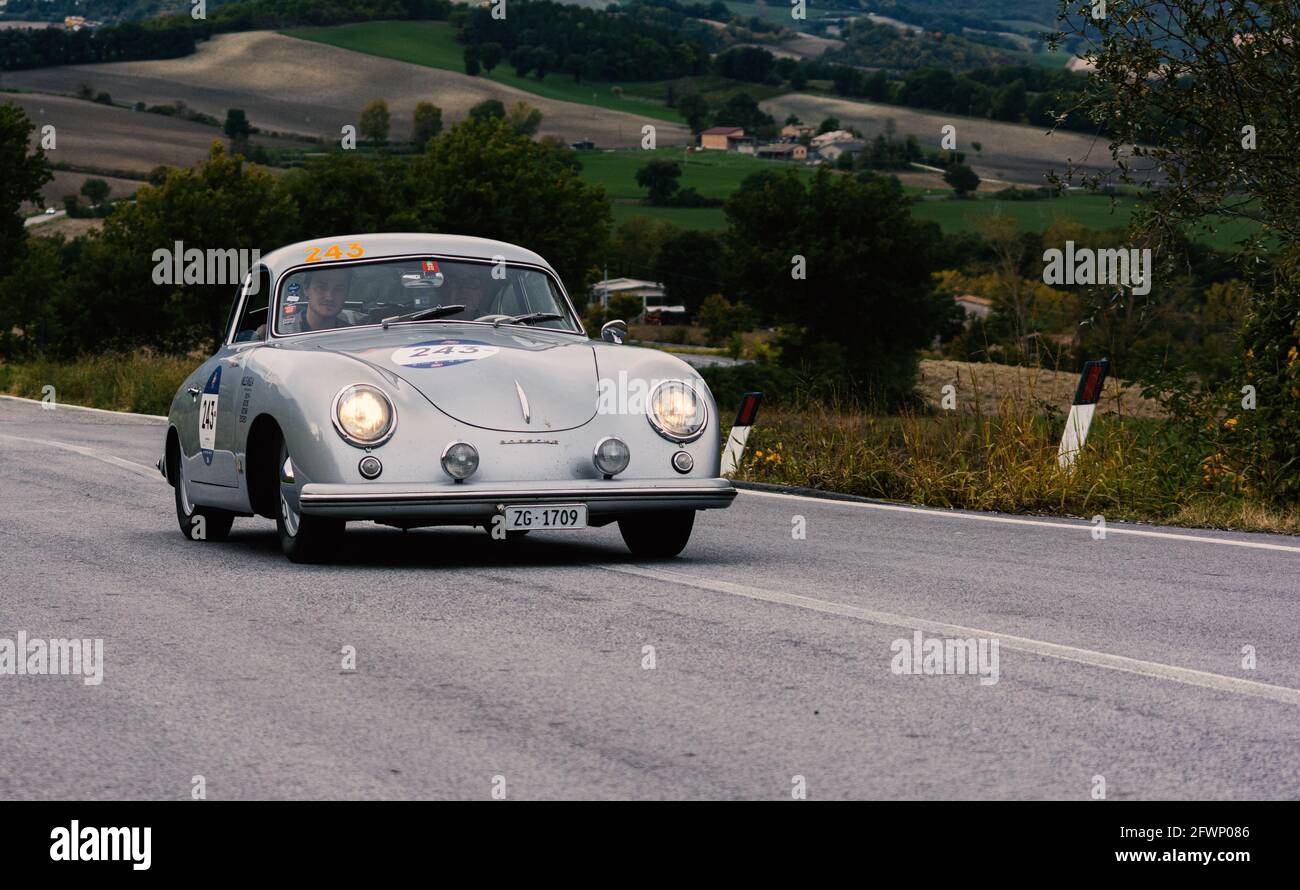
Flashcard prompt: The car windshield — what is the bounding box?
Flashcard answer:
[273,257,578,336]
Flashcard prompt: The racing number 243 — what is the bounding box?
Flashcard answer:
[306,243,364,263]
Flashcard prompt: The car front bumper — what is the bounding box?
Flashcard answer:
[296,477,737,522]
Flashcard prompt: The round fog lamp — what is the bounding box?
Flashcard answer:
[593,437,630,477]
[441,441,479,481]
[671,451,694,474]
[358,455,383,479]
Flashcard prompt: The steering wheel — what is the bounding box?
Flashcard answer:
[474,314,512,324]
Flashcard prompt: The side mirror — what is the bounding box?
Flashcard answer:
[600,319,628,344]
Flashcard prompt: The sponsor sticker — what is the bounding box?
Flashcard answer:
[391,339,499,369]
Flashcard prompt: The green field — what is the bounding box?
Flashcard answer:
[578,147,815,201]
[593,161,1259,250]
[911,193,1135,233]
[579,151,1146,238]
[720,1,827,31]
[283,21,685,124]
[581,147,818,230]
[911,193,1260,251]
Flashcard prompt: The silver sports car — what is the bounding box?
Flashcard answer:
[159,234,736,562]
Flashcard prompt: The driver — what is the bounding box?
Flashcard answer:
[296,267,367,331]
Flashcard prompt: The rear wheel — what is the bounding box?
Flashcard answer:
[618,510,696,558]
[276,438,345,563]
[173,454,234,542]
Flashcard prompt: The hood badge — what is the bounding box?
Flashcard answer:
[500,438,558,445]
[515,379,531,424]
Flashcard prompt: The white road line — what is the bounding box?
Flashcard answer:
[5,391,1294,552]
[738,488,1300,554]
[0,433,161,481]
[0,394,166,421]
[602,563,1300,707]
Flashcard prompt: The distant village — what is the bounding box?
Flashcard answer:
[0,8,105,31]
[698,123,865,166]
[586,124,878,322]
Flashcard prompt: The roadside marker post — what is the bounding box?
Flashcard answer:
[1058,359,1109,469]
[720,392,763,477]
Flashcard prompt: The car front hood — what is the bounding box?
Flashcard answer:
[285,324,598,432]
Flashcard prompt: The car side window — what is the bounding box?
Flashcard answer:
[232,266,273,343]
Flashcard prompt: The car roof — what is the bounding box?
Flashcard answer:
[259,233,557,279]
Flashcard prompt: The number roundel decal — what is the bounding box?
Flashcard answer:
[391,339,500,369]
[199,366,221,465]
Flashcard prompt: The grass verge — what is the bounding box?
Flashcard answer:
[0,353,190,416]
[4,353,1295,535]
[727,401,1300,536]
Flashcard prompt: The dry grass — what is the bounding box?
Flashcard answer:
[0,353,191,416]
[21,214,105,239]
[3,31,689,148]
[733,399,1298,536]
[3,351,1292,534]
[26,169,146,214]
[4,91,305,189]
[916,359,1164,419]
[759,92,1120,186]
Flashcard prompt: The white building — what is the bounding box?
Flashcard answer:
[589,278,684,318]
[810,129,858,150]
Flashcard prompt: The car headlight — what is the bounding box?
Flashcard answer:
[333,384,396,447]
[647,379,707,443]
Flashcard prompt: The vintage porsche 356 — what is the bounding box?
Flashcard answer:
[160,234,736,563]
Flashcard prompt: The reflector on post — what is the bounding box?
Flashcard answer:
[721,392,763,477]
[1058,359,1109,469]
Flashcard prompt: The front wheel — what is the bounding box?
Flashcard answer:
[173,457,234,542]
[618,510,696,558]
[276,438,345,563]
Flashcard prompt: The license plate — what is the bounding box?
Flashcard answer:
[504,504,587,531]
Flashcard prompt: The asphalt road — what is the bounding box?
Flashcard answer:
[1,396,1297,800]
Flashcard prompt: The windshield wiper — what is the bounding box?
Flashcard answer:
[381,304,466,329]
[495,312,565,328]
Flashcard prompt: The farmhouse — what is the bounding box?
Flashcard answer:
[817,139,865,163]
[954,294,993,319]
[699,126,753,152]
[589,278,684,319]
[756,143,808,161]
[810,129,858,150]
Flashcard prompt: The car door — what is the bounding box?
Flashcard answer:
[187,270,268,488]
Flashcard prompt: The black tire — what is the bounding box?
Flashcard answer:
[618,510,696,558]
[275,438,345,564]
[173,456,235,542]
